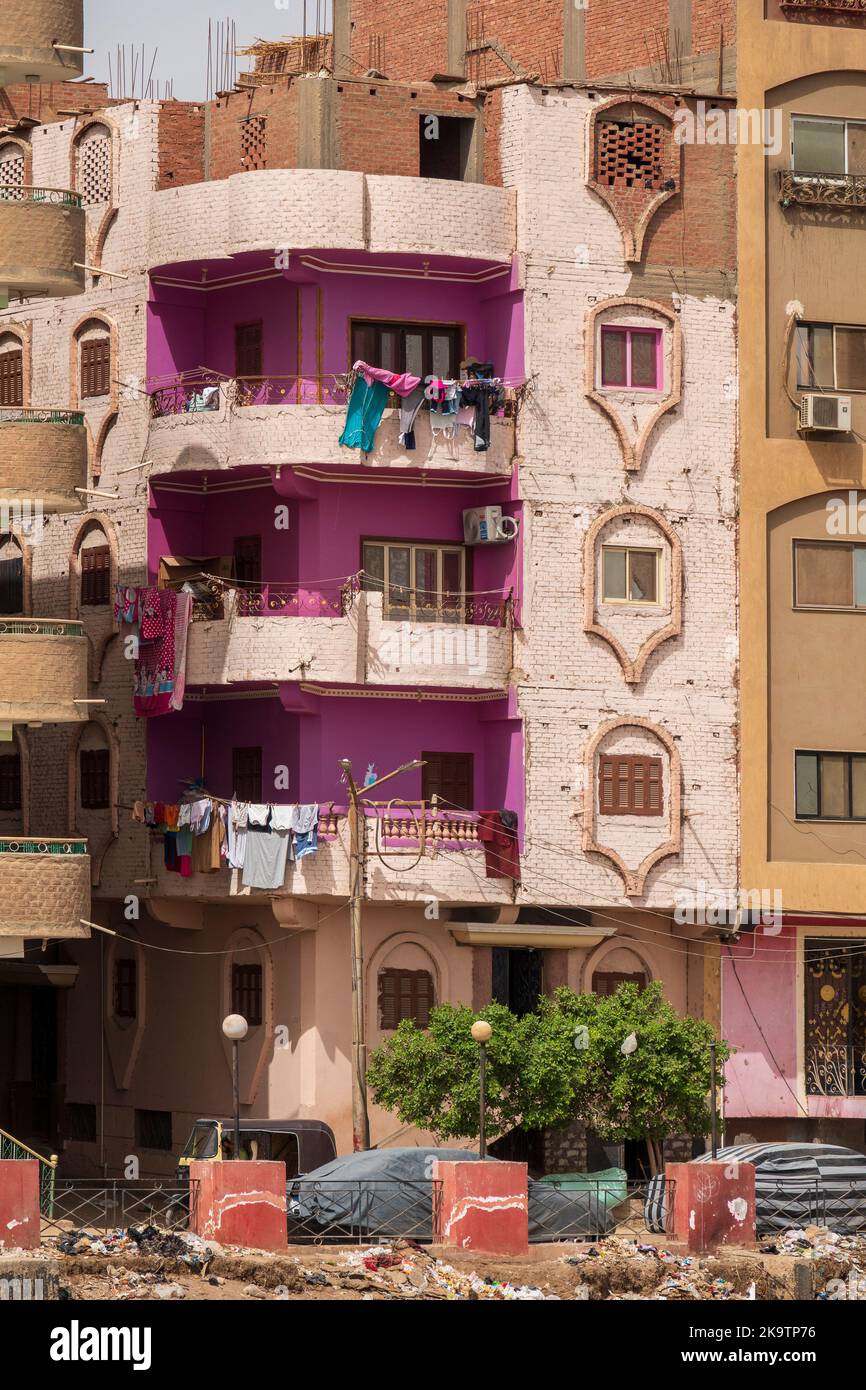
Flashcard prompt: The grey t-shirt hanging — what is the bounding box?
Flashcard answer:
[241,826,291,891]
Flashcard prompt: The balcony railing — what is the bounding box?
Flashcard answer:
[0,618,83,639]
[805,1044,866,1097]
[779,168,866,209]
[780,0,866,10]
[0,408,85,427]
[149,373,352,416]
[0,185,83,208]
[0,837,87,856]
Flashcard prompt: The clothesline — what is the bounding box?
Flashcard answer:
[191,569,515,599]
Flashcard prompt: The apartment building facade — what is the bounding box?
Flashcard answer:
[723,0,866,1150]
[1,3,739,1175]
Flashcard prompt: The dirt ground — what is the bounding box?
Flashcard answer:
[3,1230,854,1302]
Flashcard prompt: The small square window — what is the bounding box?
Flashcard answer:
[602,545,660,604]
[600,325,661,391]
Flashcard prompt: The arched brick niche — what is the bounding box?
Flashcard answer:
[583,503,683,684]
[70,312,120,477]
[587,96,681,263]
[70,117,121,277]
[582,717,682,898]
[584,297,682,473]
[0,137,32,191]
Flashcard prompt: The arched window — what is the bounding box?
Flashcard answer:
[79,526,111,607]
[76,124,112,206]
[0,333,24,407]
[0,534,24,614]
[0,142,26,199]
[79,326,112,399]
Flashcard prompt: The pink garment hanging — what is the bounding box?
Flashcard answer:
[133,590,193,717]
[352,360,421,397]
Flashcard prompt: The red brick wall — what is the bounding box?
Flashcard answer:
[586,0,670,79]
[349,0,734,86]
[157,102,205,190]
[207,85,300,181]
[0,80,111,125]
[201,78,483,182]
[336,81,479,178]
[642,99,737,273]
[350,0,451,80]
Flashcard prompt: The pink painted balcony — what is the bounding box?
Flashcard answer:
[144,805,515,914]
[184,588,513,692]
[146,373,517,477]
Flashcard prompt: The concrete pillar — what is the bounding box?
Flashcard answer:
[667,1160,756,1252]
[432,1160,528,1255]
[448,0,468,78]
[333,0,352,76]
[0,1159,40,1251]
[562,0,587,82]
[189,1160,287,1251]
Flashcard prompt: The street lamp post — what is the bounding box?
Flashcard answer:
[471,1020,493,1158]
[222,1014,248,1160]
[339,756,424,1152]
[709,1040,719,1160]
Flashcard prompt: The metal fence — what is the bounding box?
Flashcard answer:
[40,1181,189,1240]
[287,1178,442,1244]
[529,1177,677,1243]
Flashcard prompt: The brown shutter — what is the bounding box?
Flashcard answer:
[235,322,263,379]
[80,748,110,809]
[0,349,23,406]
[0,752,22,810]
[81,545,111,605]
[379,968,435,1029]
[81,337,111,398]
[598,755,664,816]
[421,751,473,810]
[232,746,262,803]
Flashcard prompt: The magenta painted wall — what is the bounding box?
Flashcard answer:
[147,262,524,384]
[721,928,866,1122]
[146,692,521,814]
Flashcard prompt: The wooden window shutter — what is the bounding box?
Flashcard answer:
[80,545,111,605]
[598,754,664,816]
[80,748,110,809]
[235,322,263,379]
[0,752,22,810]
[81,337,110,398]
[599,756,615,812]
[0,349,23,406]
[232,746,262,803]
[379,968,435,1029]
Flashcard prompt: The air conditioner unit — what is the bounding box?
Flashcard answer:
[798,392,852,433]
[462,506,519,545]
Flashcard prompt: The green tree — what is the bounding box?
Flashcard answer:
[366,982,727,1173]
[546,982,728,1174]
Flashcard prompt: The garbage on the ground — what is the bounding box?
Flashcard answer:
[565,1234,736,1301]
[55,1225,215,1270]
[338,1241,557,1300]
[759,1226,866,1259]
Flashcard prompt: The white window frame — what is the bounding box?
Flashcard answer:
[791,114,866,177]
[600,544,663,607]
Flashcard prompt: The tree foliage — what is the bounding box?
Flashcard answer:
[367,982,727,1167]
